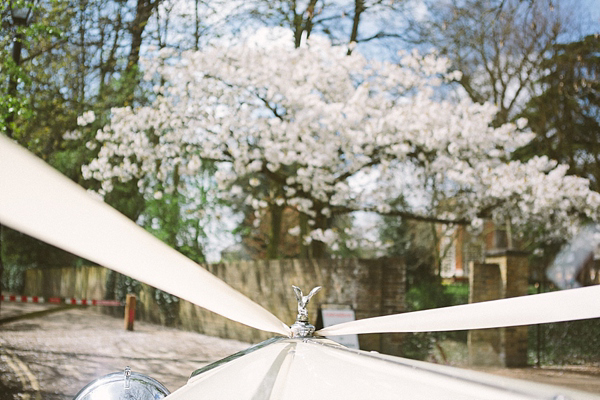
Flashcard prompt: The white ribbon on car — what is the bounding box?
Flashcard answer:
[317,284,600,336]
[2,135,600,339]
[0,135,290,337]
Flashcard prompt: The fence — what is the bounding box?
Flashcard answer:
[529,305,600,366]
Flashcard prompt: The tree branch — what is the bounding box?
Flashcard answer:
[256,93,285,121]
[356,31,403,44]
[332,204,471,225]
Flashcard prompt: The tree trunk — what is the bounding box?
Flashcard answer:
[2,29,26,311]
[293,13,303,48]
[292,0,318,48]
[299,213,310,259]
[267,203,284,259]
[431,222,442,277]
[5,32,23,139]
[304,0,318,40]
[99,13,122,98]
[347,0,365,55]
[78,0,86,106]
[168,165,180,247]
[309,214,329,259]
[124,0,160,104]
[311,240,326,259]
[194,0,200,50]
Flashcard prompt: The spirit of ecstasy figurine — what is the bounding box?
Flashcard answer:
[290,285,322,337]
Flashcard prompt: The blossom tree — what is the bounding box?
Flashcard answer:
[81,28,600,258]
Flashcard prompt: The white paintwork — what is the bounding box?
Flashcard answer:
[168,338,600,399]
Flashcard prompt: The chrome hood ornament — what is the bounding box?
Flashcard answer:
[290,285,321,337]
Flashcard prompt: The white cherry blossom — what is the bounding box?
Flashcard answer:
[80,28,600,248]
[77,110,96,127]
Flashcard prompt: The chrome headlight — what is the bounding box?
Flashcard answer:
[74,367,170,400]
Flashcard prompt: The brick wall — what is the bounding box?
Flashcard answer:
[468,262,503,366]
[23,258,406,355]
[486,250,529,367]
[468,251,529,367]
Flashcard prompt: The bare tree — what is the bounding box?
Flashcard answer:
[234,0,408,51]
[407,0,572,125]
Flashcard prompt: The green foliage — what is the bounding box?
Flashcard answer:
[405,282,468,313]
[515,34,600,190]
[444,282,469,305]
[2,228,80,268]
[96,66,148,110]
[138,172,219,264]
[378,198,469,360]
[402,283,470,360]
[104,180,147,222]
[405,281,451,311]
[0,1,64,137]
[0,88,33,136]
[379,209,437,288]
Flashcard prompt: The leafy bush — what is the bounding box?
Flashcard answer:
[402,282,469,360]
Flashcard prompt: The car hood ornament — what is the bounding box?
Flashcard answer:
[290,285,322,337]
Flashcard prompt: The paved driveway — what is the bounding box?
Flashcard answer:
[0,302,249,399]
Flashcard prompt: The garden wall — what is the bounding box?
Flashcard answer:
[468,251,529,367]
[23,258,406,355]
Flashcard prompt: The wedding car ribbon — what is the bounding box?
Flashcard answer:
[317,284,600,336]
[0,135,290,336]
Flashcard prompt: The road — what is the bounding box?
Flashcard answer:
[0,302,249,399]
